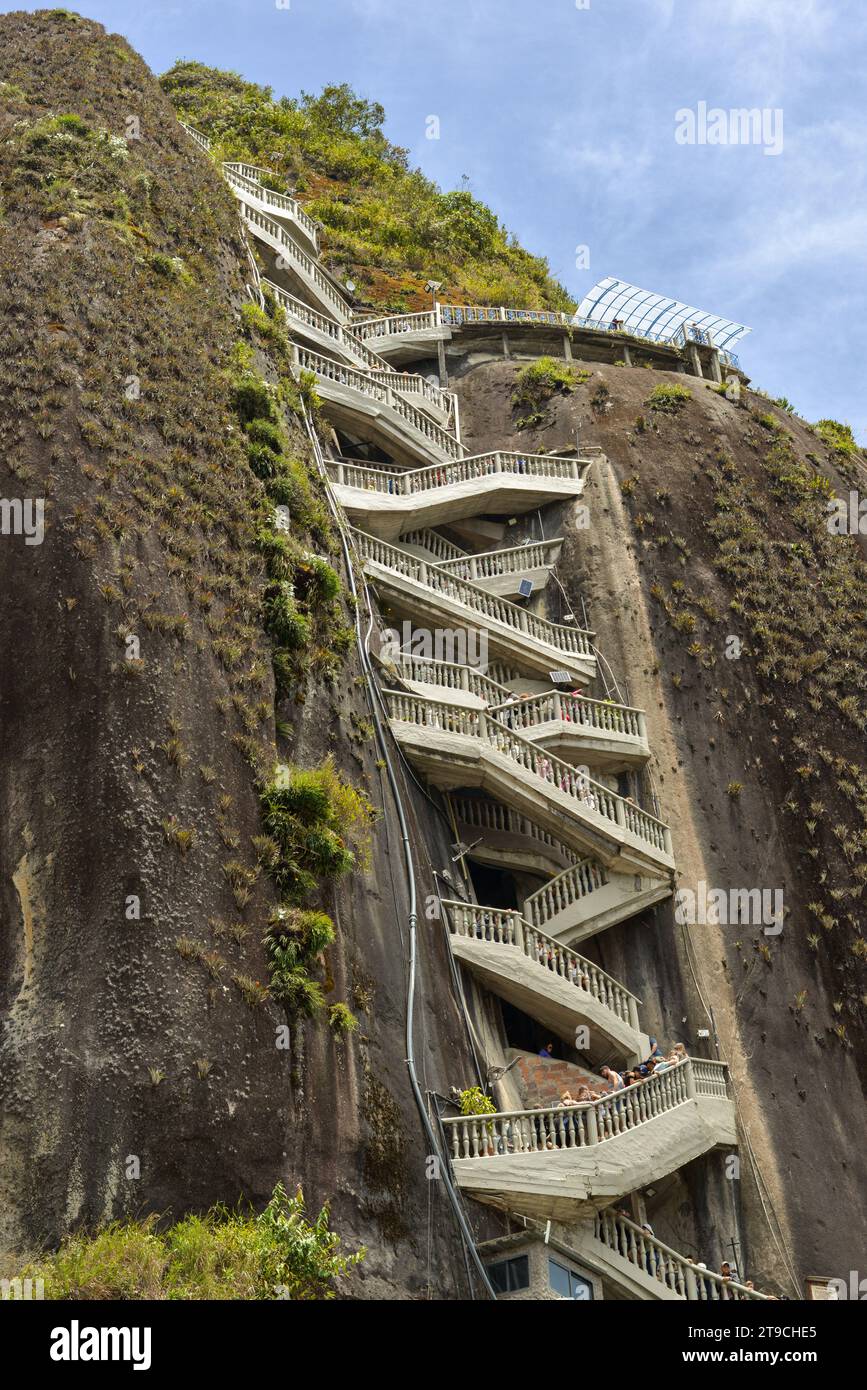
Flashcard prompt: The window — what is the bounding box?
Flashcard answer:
[487,1254,529,1294]
[548,1259,593,1300]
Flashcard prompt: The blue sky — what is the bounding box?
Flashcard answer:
[7,1,866,437]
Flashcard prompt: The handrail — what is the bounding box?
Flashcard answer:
[263,279,396,373]
[351,308,440,339]
[442,899,641,1027]
[385,653,510,703]
[523,858,611,931]
[366,367,458,419]
[293,346,463,458]
[400,529,468,563]
[447,794,575,864]
[382,690,672,856]
[179,121,211,153]
[329,449,587,498]
[443,1059,697,1156]
[435,537,563,582]
[439,303,573,328]
[488,689,648,745]
[223,163,320,247]
[591,1210,772,1301]
[237,198,350,320]
[354,530,595,659]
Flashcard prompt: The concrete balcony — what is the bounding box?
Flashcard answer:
[238,198,352,323]
[223,163,320,254]
[292,346,462,468]
[382,691,674,875]
[442,1059,735,1222]
[355,532,597,685]
[328,452,589,541]
[490,691,650,771]
[524,860,671,947]
[442,900,647,1066]
[350,307,447,365]
[575,1211,772,1302]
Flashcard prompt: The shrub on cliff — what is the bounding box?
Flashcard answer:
[160,64,575,313]
[20,1184,363,1300]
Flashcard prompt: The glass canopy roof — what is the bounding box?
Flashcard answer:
[575,277,751,350]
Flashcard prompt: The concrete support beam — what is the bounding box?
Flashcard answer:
[437,337,449,387]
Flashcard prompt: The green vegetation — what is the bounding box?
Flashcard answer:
[647,383,692,414]
[329,1002,359,1036]
[160,66,575,314]
[17,1184,362,1300]
[257,760,373,1016]
[457,1086,497,1117]
[510,355,587,428]
[814,418,861,459]
[264,907,335,1015]
[259,757,373,899]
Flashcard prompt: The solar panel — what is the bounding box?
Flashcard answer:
[575,276,751,351]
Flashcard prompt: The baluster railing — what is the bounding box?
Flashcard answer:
[223,163,320,247]
[591,1211,771,1301]
[352,529,595,660]
[294,347,463,457]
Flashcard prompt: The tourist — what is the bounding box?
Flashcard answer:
[538,1041,554,1059]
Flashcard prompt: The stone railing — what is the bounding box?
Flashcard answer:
[366,368,458,422]
[691,1058,730,1099]
[264,281,393,373]
[444,1060,696,1158]
[180,121,211,153]
[591,1211,771,1301]
[223,163,320,248]
[524,858,610,931]
[382,690,672,856]
[329,450,586,498]
[353,531,594,659]
[293,346,463,458]
[385,654,509,703]
[239,200,350,321]
[435,538,563,584]
[352,303,574,339]
[351,308,440,340]
[443,899,640,1029]
[489,690,648,745]
[447,795,575,864]
[400,529,467,563]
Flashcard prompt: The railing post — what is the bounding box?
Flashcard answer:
[684,1265,699,1300]
[627,996,640,1032]
[586,1105,598,1144]
[684,1060,696,1100]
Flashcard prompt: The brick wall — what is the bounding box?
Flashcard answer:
[512,1051,610,1109]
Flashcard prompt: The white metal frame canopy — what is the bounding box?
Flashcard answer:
[576,277,751,351]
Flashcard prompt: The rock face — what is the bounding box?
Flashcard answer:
[0,11,477,1299]
[2,11,865,1303]
[451,356,867,1289]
